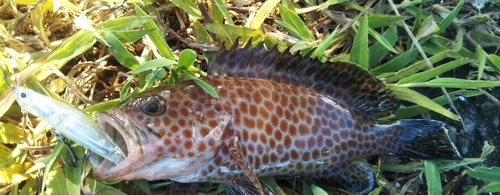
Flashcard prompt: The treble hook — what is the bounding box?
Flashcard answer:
[52,130,91,167]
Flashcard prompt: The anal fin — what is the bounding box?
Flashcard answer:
[309,161,375,194]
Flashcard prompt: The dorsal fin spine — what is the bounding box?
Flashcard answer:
[208,40,399,118]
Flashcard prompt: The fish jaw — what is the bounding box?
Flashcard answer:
[91,109,210,181]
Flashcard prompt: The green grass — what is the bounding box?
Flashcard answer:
[1,0,500,194]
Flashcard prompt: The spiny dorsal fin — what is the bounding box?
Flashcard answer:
[208,40,399,119]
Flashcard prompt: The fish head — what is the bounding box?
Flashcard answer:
[91,85,231,181]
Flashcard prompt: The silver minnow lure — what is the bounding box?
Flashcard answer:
[11,86,126,164]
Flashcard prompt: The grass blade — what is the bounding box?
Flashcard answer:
[350,13,369,69]
[386,85,460,120]
[424,160,443,195]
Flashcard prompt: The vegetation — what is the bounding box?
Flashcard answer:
[0,0,499,194]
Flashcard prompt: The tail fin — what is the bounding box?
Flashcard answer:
[393,119,462,160]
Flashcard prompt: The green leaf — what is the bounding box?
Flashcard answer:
[178,49,197,69]
[85,178,127,195]
[476,45,486,80]
[369,24,398,68]
[386,85,460,120]
[483,181,500,193]
[205,23,262,43]
[424,160,442,195]
[384,50,461,83]
[213,0,233,25]
[249,0,280,29]
[33,30,97,81]
[350,13,369,69]
[367,14,409,29]
[467,167,500,182]
[368,27,397,54]
[102,28,140,69]
[129,59,177,74]
[318,0,347,10]
[83,99,120,113]
[112,29,155,43]
[98,16,155,30]
[469,30,500,47]
[311,184,328,195]
[312,27,339,58]
[480,141,495,159]
[135,5,175,60]
[170,0,202,18]
[181,70,219,98]
[193,20,213,44]
[277,4,315,42]
[487,54,500,74]
[65,145,83,195]
[397,59,471,84]
[398,78,500,88]
[372,49,419,75]
[436,1,463,34]
[389,90,483,120]
[464,185,477,195]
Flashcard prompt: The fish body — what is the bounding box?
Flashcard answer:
[91,41,461,194]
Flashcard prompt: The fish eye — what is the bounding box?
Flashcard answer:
[140,96,166,115]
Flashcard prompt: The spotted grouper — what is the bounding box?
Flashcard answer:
[90,40,462,194]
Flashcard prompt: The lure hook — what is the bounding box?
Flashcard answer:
[52,130,91,167]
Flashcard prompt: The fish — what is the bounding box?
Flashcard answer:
[10,86,126,164]
[90,40,462,194]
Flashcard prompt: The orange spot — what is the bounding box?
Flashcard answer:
[184,140,193,150]
[284,136,292,146]
[180,107,189,117]
[256,118,264,129]
[273,130,282,140]
[197,142,206,152]
[178,119,186,127]
[171,125,180,133]
[183,130,193,138]
[299,96,307,109]
[260,88,270,98]
[168,110,178,118]
[208,120,218,128]
[153,118,161,127]
[302,151,311,161]
[137,114,144,121]
[291,150,299,160]
[157,129,166,137]
[249,105,258,116]
[243,117,255,129]
[263,101,274,114]
[265,124,273,135]
[250,132,258,142]
[163,117,171,126]
[262,155,269,165]
[298,124,308,136]
[213,156,222,165]
[271,114,279,127]
[239,101,248,113]
[164,138,171,145]
[259,133,268,143]
[305,163,314,171]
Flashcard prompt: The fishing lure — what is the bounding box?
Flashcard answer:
[2,69,126,164]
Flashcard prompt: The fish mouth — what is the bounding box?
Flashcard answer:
[90,109,204,181]
[90,109,158,180]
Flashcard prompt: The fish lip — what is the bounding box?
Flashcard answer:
[91,109,136,179]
